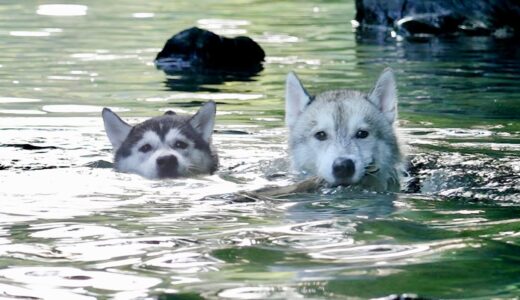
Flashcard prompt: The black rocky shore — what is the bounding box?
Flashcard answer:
[355,0,520,38]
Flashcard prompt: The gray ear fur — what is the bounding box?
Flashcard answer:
[102,108,132,150]
[189,101,216,142]
[285,72,311,128]
[368,67,398,123]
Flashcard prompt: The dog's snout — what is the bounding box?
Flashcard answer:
[156,155,178,169]
[332,158,355,179]
[156,155,179,178]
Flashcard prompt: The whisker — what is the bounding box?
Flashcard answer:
[186,164,205,175]
[365,163,380,174]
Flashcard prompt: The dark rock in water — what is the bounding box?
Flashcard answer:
[84,160,113,169]
[379,295,432,300]
[157,292,206,300]
[395,14,464,36]
[155,27,265,73]
[2,143,59,150]
[355,0,520,38]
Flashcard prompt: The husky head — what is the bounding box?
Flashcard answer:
[102,101,218,179]
[285,68,403,191]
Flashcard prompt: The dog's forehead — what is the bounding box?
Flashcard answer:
[314,89,366,103]
[140,130,161,144]
[164,127,187,141]
[305,90,375,131]
[131,115,190,140]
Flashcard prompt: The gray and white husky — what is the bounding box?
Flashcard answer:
[285,68,404,192]
[102,101,218,179]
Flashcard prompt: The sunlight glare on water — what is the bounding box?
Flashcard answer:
[36,4,88,17]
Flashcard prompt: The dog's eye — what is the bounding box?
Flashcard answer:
[139,144,152,153]
[173,140,188,149]
[355,130,369,139]
[314,131,327,141]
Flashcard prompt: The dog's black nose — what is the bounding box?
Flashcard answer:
[332,158,355,179]
[156,155,178,177]
[157,155,178,168]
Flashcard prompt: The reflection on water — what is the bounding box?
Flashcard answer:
[162,72,261,92]
[36,4,88,17]
[0,0,519,299]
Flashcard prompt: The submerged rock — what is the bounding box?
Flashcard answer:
[2,143,58,150]
[355,0,520,38]
[155,27,265,73]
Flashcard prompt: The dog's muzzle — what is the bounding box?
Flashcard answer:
[332,158,355,180]
[156,155,179,178]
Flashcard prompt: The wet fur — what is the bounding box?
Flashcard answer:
[102,102,218,179]
[285,69,404,192]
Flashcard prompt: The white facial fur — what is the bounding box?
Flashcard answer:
[286,68,402,190]
[115,129,186,178]
[290,98,383,184]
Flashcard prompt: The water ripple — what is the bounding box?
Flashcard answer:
[197,19,250,35]
[0,97,41,103]
[144,251,222,273]
[41,105,129,113]
[143,92,263,102]
[56,236,193,261]
[0,109,46,115]
[132,12,155,18]
[30,223,121,239]
[0,282,94,300]
[309,243,430,262]
[0,267,160,291]
[9,31,51,37]
[218,286,305,300]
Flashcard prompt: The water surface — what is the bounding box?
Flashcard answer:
[0,1,519,299]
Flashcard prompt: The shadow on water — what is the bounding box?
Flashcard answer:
[159,64,263,92]
[162,71,260,92]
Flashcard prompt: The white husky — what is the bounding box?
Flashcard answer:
[285,68,404,192]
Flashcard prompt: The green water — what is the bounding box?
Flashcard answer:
[0,1,519,299]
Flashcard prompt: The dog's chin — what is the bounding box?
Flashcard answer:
[157,169,180,179]
[328,178,353,187]
[327,175,364,187]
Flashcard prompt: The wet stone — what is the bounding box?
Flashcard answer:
[355,0,520,37]
[84,160,113,169]
[155,27,265,73]
[64,275,92,280]
[2,143,59,150]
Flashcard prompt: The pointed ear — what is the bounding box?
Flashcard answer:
[368,68,398,123]
[285,72,311,128]
[102,108,132,150]
[189,101,216,141]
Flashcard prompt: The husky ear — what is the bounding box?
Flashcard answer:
[189,101,216,141]
[285,72,311,128]
[102,108,132,150]
[368,68,398,123]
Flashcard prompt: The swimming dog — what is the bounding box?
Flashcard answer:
[102,101,218,179]
[285,68,404,192]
